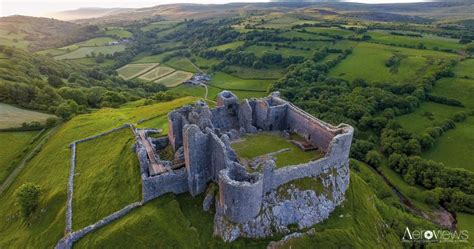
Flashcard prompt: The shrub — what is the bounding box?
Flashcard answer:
[14,183,41,219]
[365,150,383,168]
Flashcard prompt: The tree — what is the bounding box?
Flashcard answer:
[47,75,64,88]
[365,150,383,168]
[45,117,58,127]
[14,183,41,219]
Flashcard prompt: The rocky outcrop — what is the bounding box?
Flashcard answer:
[214,163,350,242]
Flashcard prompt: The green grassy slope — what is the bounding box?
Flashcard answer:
[0,97,198,248]
[422,117,474,172]
[73,128,142,230]
[77,160,438,248]
[277,162,437,248]
[329,42,458,84]
[0,131,39,183]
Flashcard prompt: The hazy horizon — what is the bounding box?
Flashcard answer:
[1,0,433,18]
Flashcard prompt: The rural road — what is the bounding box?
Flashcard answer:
[0,126,59,195]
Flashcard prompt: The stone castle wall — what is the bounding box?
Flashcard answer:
[133,91,353,239]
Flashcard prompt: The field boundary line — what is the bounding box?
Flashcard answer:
[59,124,141,249]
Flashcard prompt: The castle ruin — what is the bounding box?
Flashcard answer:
[133,91,353,241]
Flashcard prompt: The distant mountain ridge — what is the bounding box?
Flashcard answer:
[47,7,132,21]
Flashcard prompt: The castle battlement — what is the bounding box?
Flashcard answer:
[133,91,353,241]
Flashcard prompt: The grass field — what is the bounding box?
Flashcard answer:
[245,45,313,58]
[457,213,474,245]
[431,77,474,108]
[165,57,197,72]
[0,29,29,50]
[279,31,333,40]
[75,193,272,248]
[453,59,474,79]
[209,72,273,91]
[136,115,169,134]
[154,71,194,87]
[223,65,285,79]
[138,66,175,81]
[300,27,355,37]
[395,101,464,134]
[131,52,171,64]
[422,117,474,172]
[104,28,132,38]
[73,128,141,230]
[70,58,115,67]
[54,45,126,60]
[141,21,180,32]
[0,97,198,248]
[190,55,221,70]
[75,37,116,47]
[0,131,39,183]
[367,30,464,51]
[0,103,55,129]
[116,63,158,80]
[75,169,429,248]
[329,42,457,84]
[231,132,323,168]
[36,48,69,56]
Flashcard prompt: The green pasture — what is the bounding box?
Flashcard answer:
[104,28,132,38]
[453,59,474,79]
[209,72,273,91]
[431,77,474,108]
[136,115,169,134]
[329,42,458,84]
[231,132,322,168]
[154,71,193,87]
[76,37,115,47]
[73,128,141,230]
[141,21,180,32]
[457,213,474,245]
[245,45,313,58]
[395,101,464,134]
[70,58,115,67]
[367,30,464,51]
[36,48,68,56]
[0,29,29,50]
[0,103,55,129]
[165,57,197,72]
[223,65,284,79]
[0,131,39,183]
[300,27,355,37]
[423,117,474,172]
[138,66,175,81]
[0,97,198,248]
[116,63,158,80]
[189,55,221,70]
[279,31,332,41]
[54,45,125,60]
[131,52,173,64]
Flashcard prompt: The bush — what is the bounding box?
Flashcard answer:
[14,183,41,219]
[45,117,58,127]
[365,150,383,168]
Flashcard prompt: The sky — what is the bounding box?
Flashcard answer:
[0,0,431,18]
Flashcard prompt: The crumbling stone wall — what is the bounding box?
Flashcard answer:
[218,164,263,223]
[135,90,353,241]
